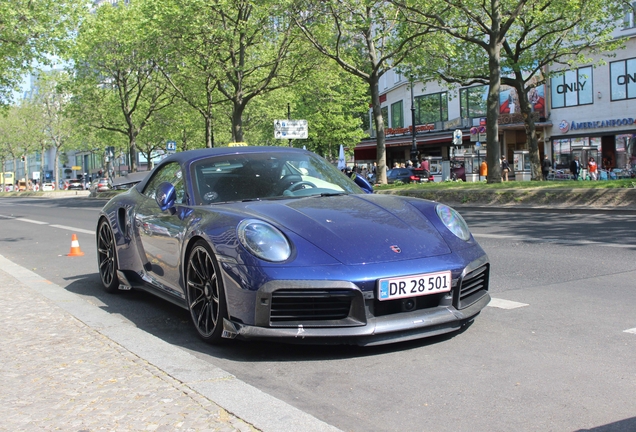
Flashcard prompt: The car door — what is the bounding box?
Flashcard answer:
[135,162,189,297]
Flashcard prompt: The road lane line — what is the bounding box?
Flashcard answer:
[488,298,529,309]
[0,214,94,235]
[50,225,94,235]
[15,218,48,225]
[473,233,635,249]
[624,328,636,334]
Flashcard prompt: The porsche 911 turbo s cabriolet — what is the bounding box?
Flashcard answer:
[96,147,490,346]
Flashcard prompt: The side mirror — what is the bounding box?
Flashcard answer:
[352,173,374,194]
[156,181,176,211]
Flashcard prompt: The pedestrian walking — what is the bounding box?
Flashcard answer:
[501,156,510,181]
[570,156,581,180]
[541,154,551,180]
[588,157,598,180]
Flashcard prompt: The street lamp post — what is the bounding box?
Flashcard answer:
[410,76,418,164]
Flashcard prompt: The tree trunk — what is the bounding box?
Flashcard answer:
[232,102,244,143]
[486,45,502,184]
[129,140,138,173]
[516,83,542,180]
[205,115,214,148]
[370,76,387,184]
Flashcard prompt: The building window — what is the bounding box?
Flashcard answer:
[381,106,389,128]
[460,86,488,119]
[624,1,636,28]
[550,66,593,109]
[391,100,403,128]
[610,58,636,101]
[415,92,448,125]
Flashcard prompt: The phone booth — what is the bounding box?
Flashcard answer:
[513,150,531,181]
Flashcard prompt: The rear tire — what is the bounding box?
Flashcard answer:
[185,240,228,343]
[97,220,119,293]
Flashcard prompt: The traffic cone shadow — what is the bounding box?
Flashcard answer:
[67,233,85,256]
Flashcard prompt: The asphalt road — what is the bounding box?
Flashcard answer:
[0,196,634,432]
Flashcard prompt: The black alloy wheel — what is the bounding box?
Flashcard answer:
[97,220,119,293]
[186,240,227,343]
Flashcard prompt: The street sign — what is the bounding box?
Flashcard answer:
[274,119,308,139]
[166,140,177,152]
[453,129,463,145]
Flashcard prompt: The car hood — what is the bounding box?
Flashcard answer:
[243,195,452,265]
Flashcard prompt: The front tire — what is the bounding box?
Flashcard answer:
[186,240,228,343]
[97,220,119,293]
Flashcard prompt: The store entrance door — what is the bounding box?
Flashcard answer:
[601,135,615,170]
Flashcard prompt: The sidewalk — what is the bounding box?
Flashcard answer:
[0,266,252,432]
[0,255,340,432]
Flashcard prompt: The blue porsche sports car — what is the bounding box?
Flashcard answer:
[96,146,490,346]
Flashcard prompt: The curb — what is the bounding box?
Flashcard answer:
[0,254,341,432]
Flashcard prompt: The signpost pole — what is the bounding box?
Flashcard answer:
[287,103,292,147]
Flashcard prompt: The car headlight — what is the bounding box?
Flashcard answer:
[436,204,471,241]
[237,219,291,262]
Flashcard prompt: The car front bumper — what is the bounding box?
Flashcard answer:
[221,254,490,346]
[222,290,489,346]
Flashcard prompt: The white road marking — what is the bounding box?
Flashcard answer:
[488,298,529,309]
[15,218,48,225]
[473,233,635,249]
[50,225,95,235]
[0,214,94,235]
[624,328,636,335]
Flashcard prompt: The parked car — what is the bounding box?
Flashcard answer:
[90,177,112,194]
[96,146,490,346]
[67,179,85,190]
[41,182,55,191]
[386,167,430,184]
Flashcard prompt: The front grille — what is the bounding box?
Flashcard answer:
[270,289,355,324]
[455,264,489,309]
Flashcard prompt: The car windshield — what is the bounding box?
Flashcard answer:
[191,151,362,205]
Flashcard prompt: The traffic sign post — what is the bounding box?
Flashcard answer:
[274,120,308,140]
[453,129,463,146]
[166,141,177,152]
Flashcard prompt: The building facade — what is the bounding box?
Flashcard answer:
[355,19,636,177]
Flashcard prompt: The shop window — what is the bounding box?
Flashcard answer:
[550,66,593,109]
[460,86,488,119]
[415,92,448,125]
[390,100,403,128]
[553,138,571,169]
[610,58,636,101]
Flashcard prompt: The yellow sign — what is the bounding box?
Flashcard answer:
[228,142,248,147]
[71,166,82,170]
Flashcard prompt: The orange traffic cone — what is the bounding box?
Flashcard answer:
[67,233,84,256]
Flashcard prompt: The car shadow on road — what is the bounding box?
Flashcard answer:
[575,416,636,432]
[62,273,472,362]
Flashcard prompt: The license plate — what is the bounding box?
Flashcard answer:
[378,270,451,301]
